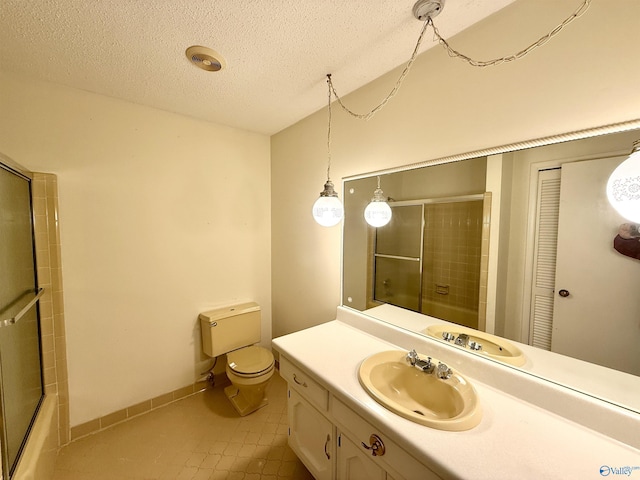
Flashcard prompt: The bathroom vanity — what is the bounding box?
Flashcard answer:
[272,306,640,480]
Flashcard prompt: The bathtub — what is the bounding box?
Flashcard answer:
[378,294,479,330]
[12,394,58,480]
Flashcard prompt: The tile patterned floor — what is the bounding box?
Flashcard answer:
[52,373,314,479]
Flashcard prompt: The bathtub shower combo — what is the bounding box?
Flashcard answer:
[0,160,45,478]
[370,195,489,330]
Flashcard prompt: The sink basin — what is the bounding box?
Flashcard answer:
[358,350,482,431]
[425,324,526,367]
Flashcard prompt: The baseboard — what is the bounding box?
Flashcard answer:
[69,378,215,442]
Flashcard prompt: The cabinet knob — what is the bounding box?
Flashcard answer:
[361,434,386,457]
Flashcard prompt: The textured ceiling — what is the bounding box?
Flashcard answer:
[0,0,515,135]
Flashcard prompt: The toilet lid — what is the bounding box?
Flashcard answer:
[227,346,274,375]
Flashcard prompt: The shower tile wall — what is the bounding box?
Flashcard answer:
[422,201,483,318]
[33,173,70,446]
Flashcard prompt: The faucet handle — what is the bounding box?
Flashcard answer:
[442,332,455,342]
[437,362,452,380]
[406,349,419,366]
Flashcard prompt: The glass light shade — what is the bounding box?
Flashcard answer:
[364,200,392,227]
[312,180,344,227]
[364,185,392,227]
[607,141,640,223]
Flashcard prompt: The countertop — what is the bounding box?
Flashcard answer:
[365,303,640,414]
[272,319,640,480]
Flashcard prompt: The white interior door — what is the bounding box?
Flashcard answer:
[552,155,640,376]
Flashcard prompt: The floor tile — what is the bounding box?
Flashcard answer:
[52,374,313,480]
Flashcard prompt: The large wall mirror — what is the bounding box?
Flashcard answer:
[342,120,640,414]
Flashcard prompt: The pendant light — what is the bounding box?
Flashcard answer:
[312,0,589,225]
[364,176,392,227]
[607,140,640,222]
[312,75,344,227]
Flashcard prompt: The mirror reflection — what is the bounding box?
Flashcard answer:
[343,125,640,411]
[346,158,489,328]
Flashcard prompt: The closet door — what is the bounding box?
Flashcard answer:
[529,168,561,350]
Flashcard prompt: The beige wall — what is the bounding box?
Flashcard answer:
[0,72,271,427]
[271,0,640,337]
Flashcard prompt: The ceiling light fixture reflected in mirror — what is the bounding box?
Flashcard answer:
[364,176,392,227]
[606,139,640,223]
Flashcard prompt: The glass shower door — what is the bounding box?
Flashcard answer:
[0,164,44,477]
[373,204,424,311]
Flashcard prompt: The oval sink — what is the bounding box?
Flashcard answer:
[358,350,482,431]
[425,324,526,367]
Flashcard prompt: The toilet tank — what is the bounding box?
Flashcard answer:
[199,302,261,357]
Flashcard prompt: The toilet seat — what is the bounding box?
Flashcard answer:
[227,345,274,378]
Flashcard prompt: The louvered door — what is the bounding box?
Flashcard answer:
[529,169,561,350]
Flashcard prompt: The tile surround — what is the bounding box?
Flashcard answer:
[422,200,483,313]
[32,173,70,446]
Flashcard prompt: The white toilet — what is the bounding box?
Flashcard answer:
[199,302,275,416]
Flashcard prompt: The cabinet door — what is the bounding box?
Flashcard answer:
[337,432,385,480]
[288,388,334,480]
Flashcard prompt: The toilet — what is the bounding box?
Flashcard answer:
[199,302,274,416]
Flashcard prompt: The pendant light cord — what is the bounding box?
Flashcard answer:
[328,17,431,121]
[431,0,591,67]
[328,0,590,120]
[326,75,333,181]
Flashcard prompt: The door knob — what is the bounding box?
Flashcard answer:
[558,289,570,297]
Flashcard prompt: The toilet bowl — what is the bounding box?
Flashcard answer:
[223,345,275,416]
[199,302,274,416]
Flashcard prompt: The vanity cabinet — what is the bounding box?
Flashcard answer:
[280,356,440,480]
[288,388,334,480]
[282,356,334,479]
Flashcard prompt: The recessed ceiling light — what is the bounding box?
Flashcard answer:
[185,45,226,72]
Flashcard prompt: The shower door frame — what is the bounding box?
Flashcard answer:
[0,159,45,479]
[371,193,486,321]
[372,202,425,311]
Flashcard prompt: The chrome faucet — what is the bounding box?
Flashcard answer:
[407,350,453,379]
[443,332,483,352]
[406,349,435,373]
